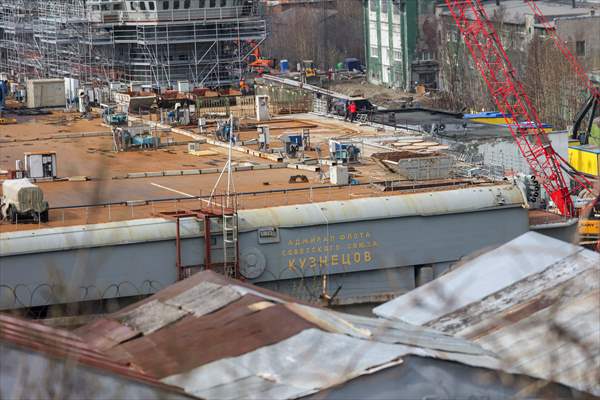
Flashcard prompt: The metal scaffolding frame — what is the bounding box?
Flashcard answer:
[0,0,266,87]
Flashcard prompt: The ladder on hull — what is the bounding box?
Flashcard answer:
[158,199,239,280]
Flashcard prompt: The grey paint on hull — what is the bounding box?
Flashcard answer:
[0,208,528,310]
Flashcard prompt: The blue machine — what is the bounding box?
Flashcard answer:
[216,122,233,142]
[329,139,360,164]
[280,59,289,73]
[0,80,7,112]
[287,134,303,145]
[131,134,156,147]
[344,58,363,72]
[281,134,304,157]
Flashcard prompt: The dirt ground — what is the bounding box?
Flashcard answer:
[0,112,270,178]
[327,80,434,108]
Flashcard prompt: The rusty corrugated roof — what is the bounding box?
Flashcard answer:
[0,314,194,398]
[75,272,318,379]
[71,270,530,399]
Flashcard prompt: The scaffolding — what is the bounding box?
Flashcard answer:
[0,0,266,88]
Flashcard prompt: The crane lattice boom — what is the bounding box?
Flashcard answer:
[443,0,591,216]
[523,0,600,100]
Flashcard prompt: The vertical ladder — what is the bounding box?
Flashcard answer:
[222,212,239,279]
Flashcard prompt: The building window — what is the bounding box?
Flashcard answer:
[130,1,137,10]
[163,0,169,9]
[199,0,205,7]
[381,0,388,14]
[370,45,378,58]
[370,0,376,12]
[140,1,146,10]
[173,0,180,9]
[393,1,405,15]
[184,0,190,8]
[148,1,155,10]
[210,0,216,7]
[221,0,227,6]
[393,50,402,61]
[576,41,585,56]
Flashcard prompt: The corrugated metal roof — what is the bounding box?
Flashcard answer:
[0,314,193,398]
[0,184,526,256]
[374,232,588,325]
[71,270,567,399]
[374,232,600,396]
[162,328,411,399]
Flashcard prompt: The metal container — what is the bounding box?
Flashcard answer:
[26,79,65,108]
[372,151,453,180]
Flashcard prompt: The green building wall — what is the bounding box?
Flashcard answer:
[363,0,431,90]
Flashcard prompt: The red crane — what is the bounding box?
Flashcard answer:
[442,0,596,217]
[523,0,600,145]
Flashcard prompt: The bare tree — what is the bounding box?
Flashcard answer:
[523,35,585,130]
[263,0,364,70]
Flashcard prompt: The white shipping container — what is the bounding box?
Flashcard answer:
[177,81,190,93]
[26,79,65,108]
[24,152,57,178]
[330,165,349,185]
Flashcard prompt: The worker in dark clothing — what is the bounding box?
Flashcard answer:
[344,100,350,121]
[349,101,357,123]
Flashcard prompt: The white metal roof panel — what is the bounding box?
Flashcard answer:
[373,232,587,325]
[162,328,413,399]
[164,282,241,317]
[373,232,600,396]
[116,300,187,335]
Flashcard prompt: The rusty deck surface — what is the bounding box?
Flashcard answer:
[1,111,493,233]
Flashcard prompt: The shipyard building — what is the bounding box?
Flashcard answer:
[0,0,266,87]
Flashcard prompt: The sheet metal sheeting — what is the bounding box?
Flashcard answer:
[108,302,316,378]
[0,314,190,398]
[162,328,411,400]
[374,232,600,396]
[338,312,494,357]
[117,300,188,335]
[165,281,241,317]
[74,270,522,399]
[76,317,139,351]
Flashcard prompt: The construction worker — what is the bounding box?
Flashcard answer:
[349,101,357,123]
[344,100,350,121]
[239,78,247,95]
[0,80,6,114]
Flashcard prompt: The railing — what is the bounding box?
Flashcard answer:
[88,5,258,24]
[1,180,485,231]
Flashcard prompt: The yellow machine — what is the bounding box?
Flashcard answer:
[302,60,317,77]
[579,202,600,249]
[568,145,599,177]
